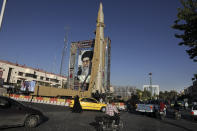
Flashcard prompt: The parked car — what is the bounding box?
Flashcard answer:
[69,97,106,112]
[191,105,197,120]
[0,96,45,129]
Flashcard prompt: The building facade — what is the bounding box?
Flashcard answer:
[113,85,136,100]
[0,60,67,89]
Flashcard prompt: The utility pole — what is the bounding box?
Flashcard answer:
[0,0,7,31]
[60,27,69,88]
[149,72,152,87]
[149,72,152,97]
[60,27,69,76]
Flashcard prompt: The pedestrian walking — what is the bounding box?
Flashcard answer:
[72,95,83,113]
[185,102,188,110]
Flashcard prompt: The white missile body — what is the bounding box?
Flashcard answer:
[95,3,105,93]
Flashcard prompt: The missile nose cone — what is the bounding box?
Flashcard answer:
[99,2,103,11]
[97,2,104,23]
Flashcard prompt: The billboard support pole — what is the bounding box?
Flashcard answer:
[0,0,7,31]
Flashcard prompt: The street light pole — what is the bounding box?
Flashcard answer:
[149,73,152,87]
[149,72,152,98]
[0,0,7,31]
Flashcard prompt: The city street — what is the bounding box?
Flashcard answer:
[2,102,197,131]
[1,0,197,130]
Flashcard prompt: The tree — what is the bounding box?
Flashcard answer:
[159,90,178,101]
[136,89,143,100]
[172,0,197,62]
[159,91,166,100]
[192,74,197,81]
[142,90,151,100]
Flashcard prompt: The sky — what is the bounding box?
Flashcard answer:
[0,0,196,91]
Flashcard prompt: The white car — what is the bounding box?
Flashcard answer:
[191,105,197,120]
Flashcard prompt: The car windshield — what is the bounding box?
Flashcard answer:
[81,98,97,103]
[86,98,97,103]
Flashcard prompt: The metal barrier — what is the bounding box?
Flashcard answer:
[6,94,71,107]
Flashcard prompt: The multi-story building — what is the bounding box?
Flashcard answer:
[0,60,67,89]
[113,85,136,99]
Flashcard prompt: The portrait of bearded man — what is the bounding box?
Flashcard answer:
[77,50,93,90]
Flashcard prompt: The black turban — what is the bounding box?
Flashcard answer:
[81,51,93,61]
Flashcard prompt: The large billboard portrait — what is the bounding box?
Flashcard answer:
[68,40,94,91]
[77,50,93,90]
[68,38,111,93]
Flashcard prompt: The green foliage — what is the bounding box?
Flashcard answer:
[136,89,142,94]
[135,89,153,100]
[159,90,178,101]
[172,0,197,62]
[130,94,139,102]
[141,90,152,100]
[192,73,197,80]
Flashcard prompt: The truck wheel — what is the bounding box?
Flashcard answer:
[101,107,106,112]
[25,115,39,128]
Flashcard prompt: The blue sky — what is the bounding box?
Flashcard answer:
[0,0,196,91]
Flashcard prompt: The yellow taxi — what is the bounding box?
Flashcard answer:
[69,97,106,112]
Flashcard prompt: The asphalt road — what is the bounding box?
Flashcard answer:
[2,102,197,131]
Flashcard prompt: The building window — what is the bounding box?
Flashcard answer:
[40,76,44,80]
[25,73,37,79]
[46,78,49,81]
[18,72,23,76]
[17,80,21,84]
[50,78,59,83]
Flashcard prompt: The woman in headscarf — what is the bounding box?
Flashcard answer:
[72,95,83,113]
